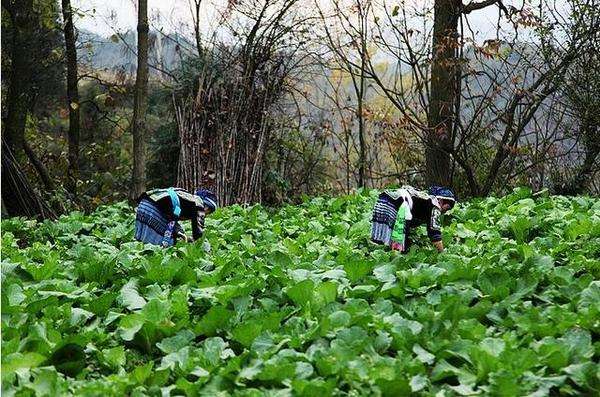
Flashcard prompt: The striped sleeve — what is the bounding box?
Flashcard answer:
[427,207,442,242]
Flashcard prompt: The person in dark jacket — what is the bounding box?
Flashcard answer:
[134,187,218,247]
[371,185,456,253]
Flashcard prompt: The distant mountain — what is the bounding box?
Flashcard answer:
[77,29,191,74]
[77,31,572,146]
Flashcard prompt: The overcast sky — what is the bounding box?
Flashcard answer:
[72,0,568,45]
[73,0,214,37]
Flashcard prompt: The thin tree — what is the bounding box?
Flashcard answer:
[61,0,80,194]
[131,0,149,199]
[355,1,368,188]
[188,0,203,57]
[316,0,371,188]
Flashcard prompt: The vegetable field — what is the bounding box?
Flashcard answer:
[1,189,599,396]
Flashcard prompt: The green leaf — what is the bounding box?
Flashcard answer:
[295,362,314,379]
[373,264,396,284]
[201,337,235,367]
[374,331,392,353]
[413,344,435,364]
[119,279,147,310]
[431,359,476,385]
[190,366,210,378]
[251,333,274,355]
[489,369,522,396]
[538,338,569,370]
[328,310,351,328]
[6,284,26,306]
[158,347,190,371]
[144,256,183,284]
[118,313,146,341]
[510,217,531,242]
[561,328,593,362]
[268,249,293,267]
[292,378,336,396]
[176,377,200,396]
[410,374,428,392]
[101,346,126,369]
[480,338,505,357]
[563,362,599,389]
[70,307,94,327]
[477,268,511,300]
[449,384,479,395]
[286,279,315,308]
[238,360,263,380]
[231,321,262,347]
[579,281,600,310]
[131,362,154,385]
[315,281,338,306]
[1,352,47,375]
[157,330,195,354]
[343,260,372,283]
[85,292,118,316]
[384,313,423,336]
[27,367,68,396]
[195,306,233,336]
[141,299,170,324]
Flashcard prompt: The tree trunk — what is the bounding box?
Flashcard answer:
[426,0,461,187]
[192,0,203,58]
[131,0,149,199]
[3,0,35,159]
[356,96,366,187]
[357,40,367,188]
[2,0,61,217]
[61,0,80,194]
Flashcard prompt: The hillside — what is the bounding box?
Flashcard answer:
[1,189,599,395]
[78,30,188,73]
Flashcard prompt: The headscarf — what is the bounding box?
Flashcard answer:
[195,189,218,212]
[428,185,457,208]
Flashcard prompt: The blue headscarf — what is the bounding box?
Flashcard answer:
[195,189,218,212]
[428,186,457,205]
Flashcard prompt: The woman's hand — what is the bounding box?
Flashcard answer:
[433,240,444,252]
[177,232,190,243]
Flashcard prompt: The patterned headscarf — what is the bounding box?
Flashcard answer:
[428,186,457,207]
[195,189,218,212]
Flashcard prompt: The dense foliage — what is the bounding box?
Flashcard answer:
[1,188,599,396]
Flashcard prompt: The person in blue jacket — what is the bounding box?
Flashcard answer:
[134,187,218,247]
[371,185,456,253]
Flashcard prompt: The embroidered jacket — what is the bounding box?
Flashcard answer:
[139,188,207,240]
[382,186,442,242]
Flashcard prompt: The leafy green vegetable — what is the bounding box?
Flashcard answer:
[2,190,598,395]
